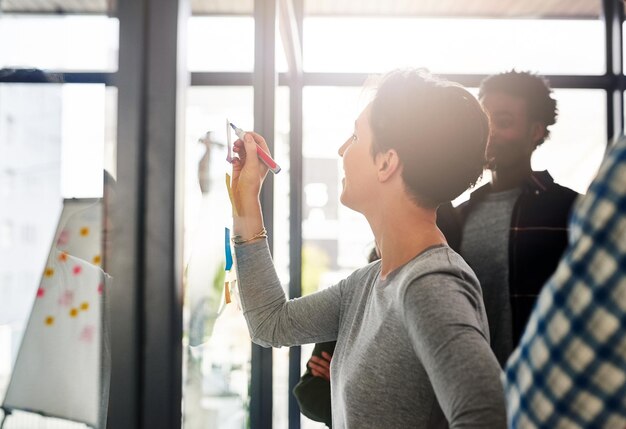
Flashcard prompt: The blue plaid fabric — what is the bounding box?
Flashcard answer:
[504,138,626,429]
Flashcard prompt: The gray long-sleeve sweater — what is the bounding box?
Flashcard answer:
[234,239,506,429]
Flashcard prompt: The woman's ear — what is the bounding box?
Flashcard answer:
[376,149,400,182]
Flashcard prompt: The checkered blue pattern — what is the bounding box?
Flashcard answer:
[504,138,626,429]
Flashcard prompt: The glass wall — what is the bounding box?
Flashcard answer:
[182,86,253,428]
[300,87,373,428]
[0,11,117,429]
[183,3,614,427]
[292,8,608,429]
[303,18,605,75]
[301,87,374,292]
[0,16,118,71]
[272,87,291,429]
[532,89,607,194]
[3,1,623,428]
[188,17,254,72]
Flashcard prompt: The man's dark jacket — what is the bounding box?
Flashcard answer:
[439,171,578,347]
[293,341,335,428]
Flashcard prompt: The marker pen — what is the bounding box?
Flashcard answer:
[229,122,281,174]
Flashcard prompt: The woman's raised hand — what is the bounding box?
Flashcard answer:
[231,131,270,214]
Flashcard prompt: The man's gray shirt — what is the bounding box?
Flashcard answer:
[460,187,521,367]
[235,239,506,428]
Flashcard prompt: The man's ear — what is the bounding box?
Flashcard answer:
[376,149,401,182]
[530,122,547,146]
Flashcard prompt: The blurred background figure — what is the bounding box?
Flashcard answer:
[442,71,579,367]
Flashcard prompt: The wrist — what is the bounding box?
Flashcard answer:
[232,227,267,245]
[234,194,261,217]
[233,200,264,240]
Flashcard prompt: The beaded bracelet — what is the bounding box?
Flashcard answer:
[231,227,267,245]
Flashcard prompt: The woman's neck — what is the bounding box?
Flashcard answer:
[369,199,446,280]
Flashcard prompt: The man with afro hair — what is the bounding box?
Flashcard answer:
[443,71,578,368]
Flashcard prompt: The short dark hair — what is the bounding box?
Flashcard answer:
[478,70,557,145]
[370,69,489,208]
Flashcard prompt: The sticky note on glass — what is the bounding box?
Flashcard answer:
[224,281,231,304]
[225,227,233,271]
[225,173,238,216]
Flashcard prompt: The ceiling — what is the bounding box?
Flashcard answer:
[0,0,604,19]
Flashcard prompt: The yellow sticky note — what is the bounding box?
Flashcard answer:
[225,173,238,216]
[225,281,231,304]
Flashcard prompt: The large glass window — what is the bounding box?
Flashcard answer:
[272,87,291,429]
[532,89,606,194]
[302,87,375,290]
[188,17,254,72]
[0,15,118,71]
[183,9,611,429]
[3,1,621,429]
[187,16,287,72]
[182,86,254,429]
[304,18,605,75]
[299,87,375,429]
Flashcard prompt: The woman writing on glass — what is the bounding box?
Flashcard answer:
[230,69,506,429]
